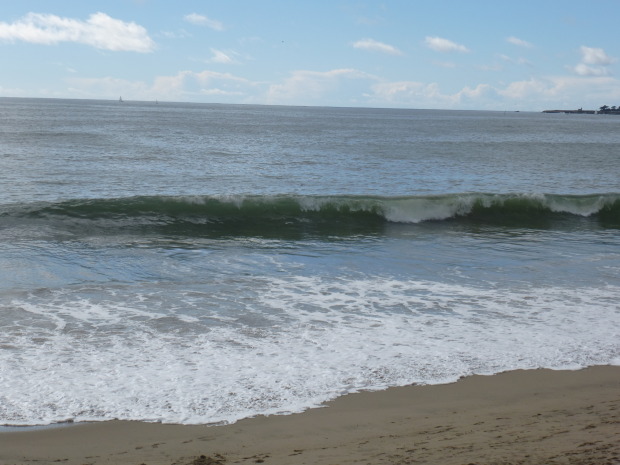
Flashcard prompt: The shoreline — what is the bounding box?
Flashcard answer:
[1,366,618,465]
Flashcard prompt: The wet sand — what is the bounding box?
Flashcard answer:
[1,366,618,465]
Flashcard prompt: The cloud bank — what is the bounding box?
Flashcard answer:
[68,69,252,102]
[62,62,620,112]
[0,12,155,52]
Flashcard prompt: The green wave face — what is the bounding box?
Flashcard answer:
[2,193,619,239]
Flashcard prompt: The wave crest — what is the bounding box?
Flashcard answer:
[2,193,619,237]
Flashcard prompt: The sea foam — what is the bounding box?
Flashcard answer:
[1,277,618,426]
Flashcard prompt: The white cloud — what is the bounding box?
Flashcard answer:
[161,29,191,39]
[497,78,549,99]
[579,46,615,65]
[571,46,616,77]
[266,68,378,104]
[424,36,469,53]
[183,13,224,31]
[573,63,610,76]
[153,70,250,98]
[369,81,428,102]
[208,48,237,64]
[352,38,403,55]
[579,46,616,65]
[0,12,155,52]
[458,83,493,99]
[499,54,532,66]
[506,36,533,48]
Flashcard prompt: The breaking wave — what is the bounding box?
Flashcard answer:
[2,193,619,238]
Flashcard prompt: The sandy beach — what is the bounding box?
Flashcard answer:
[1,366,618,465]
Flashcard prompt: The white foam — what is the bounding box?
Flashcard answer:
[0,277,618,426]
[382,195,477,223]
[545,193,614,216]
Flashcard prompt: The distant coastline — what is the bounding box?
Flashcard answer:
[543,105,620,115]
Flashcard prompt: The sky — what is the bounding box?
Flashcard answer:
[1,0,619,111]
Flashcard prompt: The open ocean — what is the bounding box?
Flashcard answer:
[0,97,619,426]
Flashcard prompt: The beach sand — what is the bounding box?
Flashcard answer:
[1,366,618,465]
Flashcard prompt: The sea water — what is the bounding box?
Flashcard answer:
[0,98,618,426]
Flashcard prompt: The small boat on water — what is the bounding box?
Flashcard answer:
[119,96,123,103]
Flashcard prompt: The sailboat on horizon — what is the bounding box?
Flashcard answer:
[119,96,123,103]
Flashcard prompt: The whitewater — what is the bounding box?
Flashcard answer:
[0,98,618,426]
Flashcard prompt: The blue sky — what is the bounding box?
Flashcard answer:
[1,0,619,110]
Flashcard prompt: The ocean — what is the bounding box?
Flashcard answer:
[0,97,618,426]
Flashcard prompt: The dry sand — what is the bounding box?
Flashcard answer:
[1,366,618,465]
